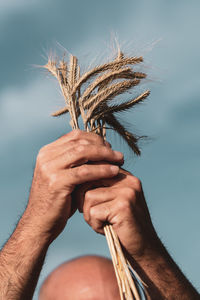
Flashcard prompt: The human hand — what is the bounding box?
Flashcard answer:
[24,130,124,242]
[76,168,160,260]
[75,169,200,300]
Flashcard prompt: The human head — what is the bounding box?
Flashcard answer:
[39,255,120,300]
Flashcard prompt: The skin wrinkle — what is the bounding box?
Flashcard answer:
[0,131,199,300]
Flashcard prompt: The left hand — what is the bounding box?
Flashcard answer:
[75,168,160,260]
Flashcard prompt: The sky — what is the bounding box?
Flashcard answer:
[0,0,200,298]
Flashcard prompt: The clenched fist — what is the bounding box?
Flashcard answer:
[76,168,159,260]
[24,130,124,242]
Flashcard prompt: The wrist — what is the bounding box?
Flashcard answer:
[132,235,165,264]
[127,237,200,300]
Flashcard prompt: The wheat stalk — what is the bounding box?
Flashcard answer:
[43,49,150,299]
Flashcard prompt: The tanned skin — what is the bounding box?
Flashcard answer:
[0,130,199,299]
[76,170,200,299]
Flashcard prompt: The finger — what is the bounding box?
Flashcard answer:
[73,182,94,213]
[93,169,137,188]
[40,138,111,164]
[73,169,137,212]
[56,164,120,191]
[77,186,116,213]
[52,144,124,169]
[77,173,126,189]
[38,130,113,164]
[53,130,106,147]
[84,201,114,235]
[73,180,111,213]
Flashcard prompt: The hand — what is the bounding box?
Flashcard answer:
[24,130,124,242]
[76,168,160,260]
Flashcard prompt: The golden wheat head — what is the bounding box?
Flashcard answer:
[43,49,150,155]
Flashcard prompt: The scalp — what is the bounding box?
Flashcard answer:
[39,255,120,300]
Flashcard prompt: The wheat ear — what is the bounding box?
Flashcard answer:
[44,50,150,300]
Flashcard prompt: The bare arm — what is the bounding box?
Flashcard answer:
[0,213,50,300]
[77,169,199,299]
[127,237,199,299]
[0,130,123,300]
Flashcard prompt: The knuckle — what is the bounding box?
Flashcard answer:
[36,144,52,165]
[134,177,142,190]
[70,129,82,139]
[128,176,142,190]
[117,197,132,212]
[78,138,90,145]
[76,145,86,153]
[37,161,55,183]
[77,165,89,177]
[87,132,104,145]
[124,187,136,200]
[90,206,98,219]
[85,190,94,202]
[40,162,49,175]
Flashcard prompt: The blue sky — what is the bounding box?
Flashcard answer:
[0,0,200,298]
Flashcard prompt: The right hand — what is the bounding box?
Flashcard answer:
[24,130,123,242]
[76,168,160,260]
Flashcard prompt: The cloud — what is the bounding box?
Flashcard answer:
[0,0,144,93]
[0,0,40,15]
[1,1,200,294]
[1,77,57,143]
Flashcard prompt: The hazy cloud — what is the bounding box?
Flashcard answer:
[0,1,200,299]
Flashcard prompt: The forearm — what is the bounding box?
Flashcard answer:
[0,211,50,300]
[128,240,199,300]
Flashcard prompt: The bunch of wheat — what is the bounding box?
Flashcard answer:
[43,49,150,299]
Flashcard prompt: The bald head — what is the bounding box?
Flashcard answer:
[39,256,120,300]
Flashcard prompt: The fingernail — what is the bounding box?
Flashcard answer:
[110,165,119,174]
[113,151,124,160]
